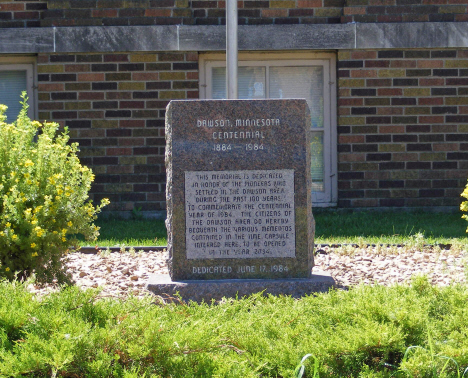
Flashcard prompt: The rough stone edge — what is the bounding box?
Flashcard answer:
[165,102,175,280]
[2,22,468,54]
[146,271,335,302]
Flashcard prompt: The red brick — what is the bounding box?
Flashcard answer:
[417,59,444,68]
[419,78,444,86]
[366,60,390,68]
[120,120,145,128]
[38,83,64,91]
[39,102,64,110]
[434,143,459,151]
[14,11,39,19]
[351,69,377,78]
[92,9,118,17]
[339,135,365,143]
[187,90,199,99]
[420,116,444,123]
[79,92,105,100]
[423,0,446,4]
[339,88,351,97]
[351,51,377,60]
[104,54,129,62]
[455,14,468,21]
[419,97,443,106]
[107,148,133,156]
[0,3,24,11]
[107,92,132,100]
[37,55,49,64]
[390,60,417,68]
[145,9,171,17]
[379,125,405,133]
[459,106,468,114]
[339,153,366,162]
[185,52,199,61]
[378,88,402,96]
[187,72,199,80]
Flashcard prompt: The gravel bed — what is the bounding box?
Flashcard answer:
[26,247,468,299]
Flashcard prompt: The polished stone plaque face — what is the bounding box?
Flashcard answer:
[165,99,314,280]
[185,169,295,260]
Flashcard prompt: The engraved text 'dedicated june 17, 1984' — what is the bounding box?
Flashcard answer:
[185,169,295,260]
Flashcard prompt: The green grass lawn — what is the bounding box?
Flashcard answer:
[3,276,468,377]
[85,210,468,247]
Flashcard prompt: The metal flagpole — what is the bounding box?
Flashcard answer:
[226,0,238,99]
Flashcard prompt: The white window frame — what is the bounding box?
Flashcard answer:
[199,52,337,207]
[0,56,37,120]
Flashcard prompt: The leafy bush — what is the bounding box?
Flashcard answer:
[0,94,109,284]
[461,181,468,233]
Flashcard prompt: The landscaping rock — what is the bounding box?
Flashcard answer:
[25,246,468,299]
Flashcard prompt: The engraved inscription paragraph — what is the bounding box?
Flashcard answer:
[185,169,295,260]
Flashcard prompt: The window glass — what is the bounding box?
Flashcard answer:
[204,56,334,203]
[311,132,324,192]
[0,70,27,122]
[269,66,323,129]
[212,67,266,99]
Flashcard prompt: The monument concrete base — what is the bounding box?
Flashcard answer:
[146,270,335,302]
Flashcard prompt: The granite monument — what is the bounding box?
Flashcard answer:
[147,99,333,300]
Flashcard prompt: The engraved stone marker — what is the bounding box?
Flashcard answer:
[185,169,295,260]
[164,99,315,281]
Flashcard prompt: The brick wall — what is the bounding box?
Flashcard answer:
[40,0,343,26]
[192,0,343,25]
[342,0,468,23]
[37,52,199,212]
[0,0,47,27]
[42,0,193,27]
[338,49,468,208]
[2,0,468,28]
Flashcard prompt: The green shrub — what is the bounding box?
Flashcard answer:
[461,181,468,233]
[0,93,109,284]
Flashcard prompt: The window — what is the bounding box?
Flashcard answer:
[200,52,337,206]
[0,59,35,122]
